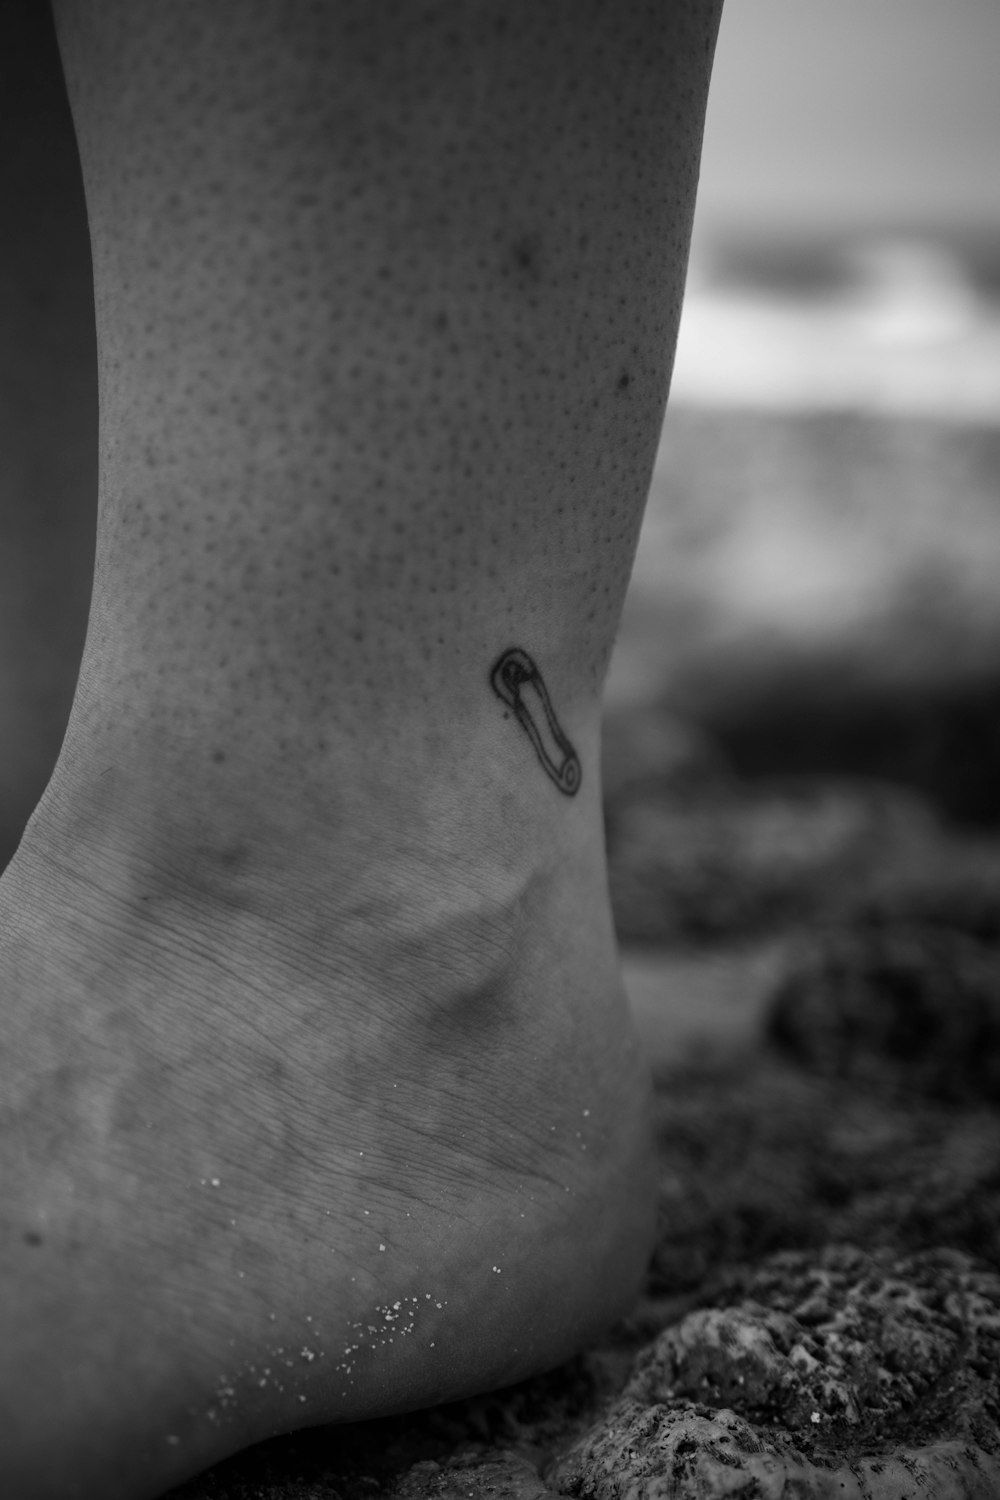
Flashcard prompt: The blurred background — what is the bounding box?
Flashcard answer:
[1,1,1000,872]
[609,0,1000,829]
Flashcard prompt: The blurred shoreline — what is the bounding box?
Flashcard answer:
[673,226,1000,421]
[607,227,1000,823]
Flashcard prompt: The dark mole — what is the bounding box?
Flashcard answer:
[23,1231,43,1247]
[211,749,227,764]
[510,234,542,277]
[617,371,631,390]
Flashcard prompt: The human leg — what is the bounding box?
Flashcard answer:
[0,2,722,1495]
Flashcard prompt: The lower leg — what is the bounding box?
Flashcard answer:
[1,2,721,1495]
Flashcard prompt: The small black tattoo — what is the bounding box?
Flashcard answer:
[490,647,581,796]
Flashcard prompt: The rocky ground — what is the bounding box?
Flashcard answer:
[168,706,1000,1500]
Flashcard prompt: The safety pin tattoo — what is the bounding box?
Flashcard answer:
[490,647,581,796]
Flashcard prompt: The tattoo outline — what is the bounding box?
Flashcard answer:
[490,647,581,796]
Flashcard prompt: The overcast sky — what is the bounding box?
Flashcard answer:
[695,0,1000,237]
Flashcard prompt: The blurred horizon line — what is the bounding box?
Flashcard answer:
[672,222,1000,423]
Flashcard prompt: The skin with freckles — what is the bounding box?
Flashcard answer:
[0,2,721,1496]
[54,0,712,777]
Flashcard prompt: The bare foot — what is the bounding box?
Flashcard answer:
[0,711,655,1499]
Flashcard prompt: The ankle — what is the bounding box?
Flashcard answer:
[35,658,602,891]
[19,708,605,1000]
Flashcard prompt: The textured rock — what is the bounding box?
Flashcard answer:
[551,1403,1000,1500]
[637,1248,1000,1453]
[552,1248,1000,1500]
